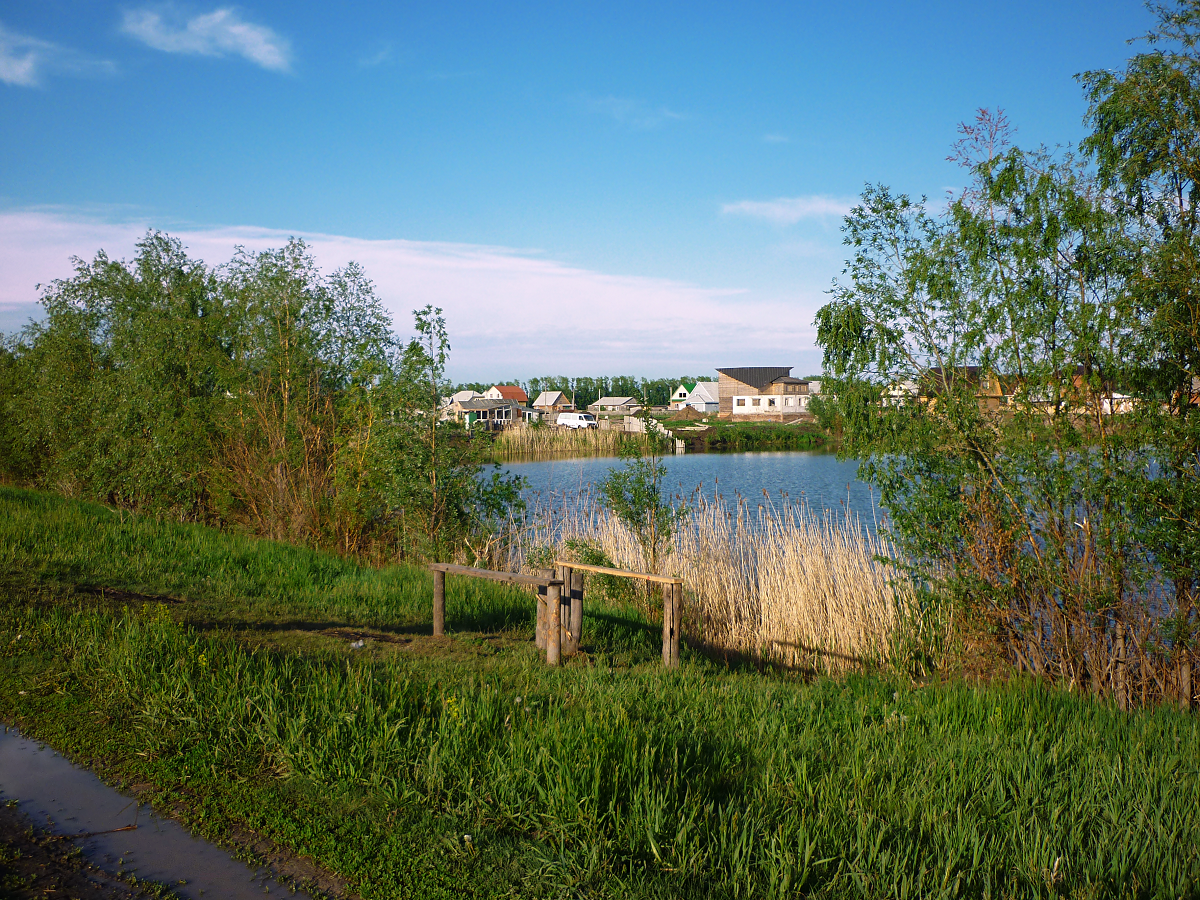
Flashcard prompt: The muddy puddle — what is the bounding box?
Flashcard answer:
[0,726,314,898]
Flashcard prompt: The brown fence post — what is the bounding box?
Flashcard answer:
[671,581,682,666]
[535,585,548,650]
[547,581,562,666]
[570,568,584,655]
[433,568,446,637]
[662,583,676,668]
[1181,653,1193,712]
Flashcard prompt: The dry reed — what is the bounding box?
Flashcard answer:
[490,426,641,459]
[513,490,919,673]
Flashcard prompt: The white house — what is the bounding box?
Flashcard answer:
[484,385,529,404]
[679,381,718,413]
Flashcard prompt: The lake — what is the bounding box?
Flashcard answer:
[499,450,884,527]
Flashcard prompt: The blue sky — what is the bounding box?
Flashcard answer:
[0,1,1155,379]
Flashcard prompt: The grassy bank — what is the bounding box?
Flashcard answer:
[3,487,1200,899]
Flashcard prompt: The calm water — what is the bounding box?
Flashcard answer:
[500,450,883,526]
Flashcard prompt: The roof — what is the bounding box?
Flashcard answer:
[716,367,792,391]
[688,382,719,403]
[678,381,698,393]
[490,384,528,402]
[452,398,522,411]
[533,390,570,406]
[449,389,483,402]
[592,396,638,406]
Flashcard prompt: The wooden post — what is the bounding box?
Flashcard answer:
[546,582,562,666]
[433,569,446,637]
[569,568,584,655]
[535,585,547,650]
[1181,654,1193,712]
[671,581,682,666]
[662,582,676,668]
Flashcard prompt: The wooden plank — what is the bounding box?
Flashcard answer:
[553,560,681,585]
[430,562,560,588]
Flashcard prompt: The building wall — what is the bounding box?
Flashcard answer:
[718,373,756,418]
[730,394,810,416]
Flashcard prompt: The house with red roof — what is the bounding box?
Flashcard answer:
[484,384,529,403]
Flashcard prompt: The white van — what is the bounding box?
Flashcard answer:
[557,412,598,429]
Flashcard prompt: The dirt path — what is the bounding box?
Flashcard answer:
[0,799,171,899]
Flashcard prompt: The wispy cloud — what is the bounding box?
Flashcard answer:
[0,208,830,377]
[580,94,686,130]
[762,133,789,144]
[121,7,291,72]
[0,22,115,87]
[358,42,394,68]
[721,195,854,225]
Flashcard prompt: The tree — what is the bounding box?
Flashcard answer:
[814,118,1154,697]
[1081,0,1200,631]
[379,305,523,562]
[598,403,688,583]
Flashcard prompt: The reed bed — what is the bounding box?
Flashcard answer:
[489,425,639,459]
[513,491,919,673]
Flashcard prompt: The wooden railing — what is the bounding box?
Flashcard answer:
[428,561,683,668]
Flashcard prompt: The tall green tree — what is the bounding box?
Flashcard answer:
[1082,0,1200,622]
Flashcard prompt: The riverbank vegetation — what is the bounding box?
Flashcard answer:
[3,486,1200,899]
[0,240,522,566]
[813,4,1200,711]
[487,423,641,459]
[518,489,915,674]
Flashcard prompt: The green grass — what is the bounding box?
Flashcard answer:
[2,486,1200,899]
[659,419,827,452]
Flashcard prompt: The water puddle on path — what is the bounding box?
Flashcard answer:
[0,726,314,898]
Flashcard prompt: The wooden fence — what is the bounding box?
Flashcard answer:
[428,561,684,667]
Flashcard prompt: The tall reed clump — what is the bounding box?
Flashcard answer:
[514,491,925,674]
[489,425,636,459]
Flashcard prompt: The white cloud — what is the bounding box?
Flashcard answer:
[358,43,393,68]
[0,22,115,87]
[0,209,826,379]
[721,195,854,225]
[581,94,686,130]
[122,7,291,72]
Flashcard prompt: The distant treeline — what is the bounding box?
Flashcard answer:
[0,233,520,563]
[455,376,713,408]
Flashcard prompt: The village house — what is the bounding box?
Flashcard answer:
[671,381,719,413]
[716,367,812,420]
[589,396,641,413]
[484,385,529,404]
[442,398,537,430]
[532,390,574,412]
[441,389,483,408]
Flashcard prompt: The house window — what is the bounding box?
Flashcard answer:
[768,398,776,407]
[785,397,793,406]
[751,398,760,407]
[736,398,746,407]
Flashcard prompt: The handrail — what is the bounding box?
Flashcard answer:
[429,562,561,588]
[553,560,681,585]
